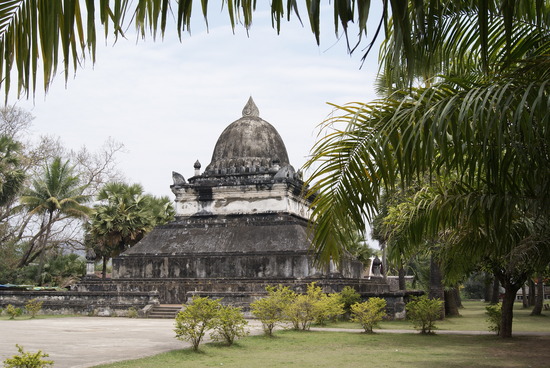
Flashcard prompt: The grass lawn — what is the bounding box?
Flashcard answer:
[325,300,550,332]
[92,331,550,368]
[92,301,550,368]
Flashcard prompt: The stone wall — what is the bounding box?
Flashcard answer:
[75,276,420,319]
[0,290,159,317]
[113,252,364,280]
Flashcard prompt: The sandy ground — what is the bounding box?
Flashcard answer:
[0,317,264,368]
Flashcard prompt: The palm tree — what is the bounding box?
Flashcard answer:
[18,157,91,278]
[87,182,174,278]
[304,3,550,338]
[1,1,534,101]
[0,135,25,210]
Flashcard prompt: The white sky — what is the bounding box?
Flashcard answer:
[10,3,382,200]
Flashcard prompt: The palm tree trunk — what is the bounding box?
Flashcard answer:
[102,255,108,279]
[500,283,521,338]
[428,254,445,319]
[528,279,536,306]
[491,278,500,304]
[398,266,406,290]
[531,275,544,316]
[444,286,461,316]
[35,211,54,284]
[484,273,493,302]
[522,284,529,308]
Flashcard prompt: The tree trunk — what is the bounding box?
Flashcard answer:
[531,276,544,316]
[35,212,54,284]
[398,266,406,290]
[528,278,536,306]
[35,246,46,284]
[484,273,493,302]
[522,284,529,308]
[455,287,463,308]
[102,256,108,279]
[444,287,461,316]
[500,283,521,338]
[428,254,445,319]
[491,278,500,304]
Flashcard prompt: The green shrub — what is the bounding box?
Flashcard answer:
[485,303,502,335]
[6,304,23,319]
[174,297,221,351]
[406,295,443,334]
[251,285,296,336]
[3,344,53,368]
[285,293,317,330]
[285,283,344,330]
[350,297,387,333]
[315,293,344,326]
[127,307,138,318]
[25,298,44,318]
[210,305,249,345]
[285,283,318,330]
[339,286,361,318]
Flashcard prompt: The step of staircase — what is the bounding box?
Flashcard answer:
[148,304,183,319]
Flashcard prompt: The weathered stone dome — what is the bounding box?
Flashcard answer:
[204,97,290,175]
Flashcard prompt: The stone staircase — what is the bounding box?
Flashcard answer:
[147,304,182,319]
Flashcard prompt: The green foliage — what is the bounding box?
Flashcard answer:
[0,135,25,206]
[25,298,43,318]
[251,285,296,336]
[6,304,22,319]
[87,182,175,278]
[127,307,138,318]
[338,286,361,317]
[18,157,91,271]
[285,283,344,330]
[3,344,53,368]
[463,272,487,300]
[315,293,345,326]
[174,297,221,351]
[285,294,317,331]
[485,303,502,335]
[15,253,86,287]
[210,305,249,345]
[406,295,443,334]
[350,297,387,333]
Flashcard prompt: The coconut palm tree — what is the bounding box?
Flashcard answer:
[18,157,91,276]
[304,3,550,338]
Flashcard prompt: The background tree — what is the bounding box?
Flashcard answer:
[0,105,124,284]
[87,182,174,278]
[18,157,91,280]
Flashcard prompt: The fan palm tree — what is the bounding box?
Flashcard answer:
[18,157,91,276]
[87,182,174,278]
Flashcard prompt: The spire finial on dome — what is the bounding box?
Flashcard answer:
[242,96,259,117]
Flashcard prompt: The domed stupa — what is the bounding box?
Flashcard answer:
[98,98,389,309]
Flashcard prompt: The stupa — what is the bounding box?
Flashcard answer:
[106,97,376,306]
[7,98,416,317]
